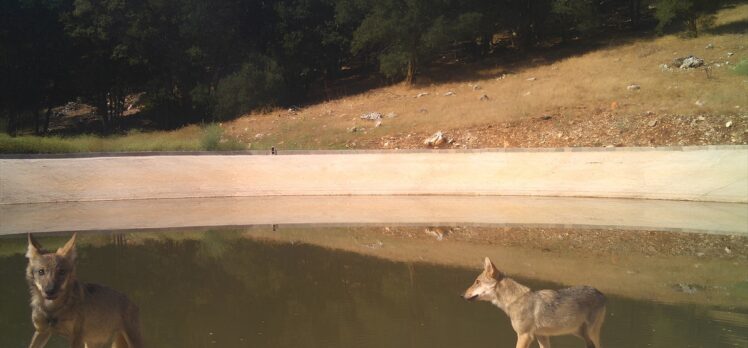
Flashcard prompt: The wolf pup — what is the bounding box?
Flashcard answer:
[26,233,144,348]
[463,257,606,348]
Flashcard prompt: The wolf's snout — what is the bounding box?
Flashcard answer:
[44,287,58,298]
[463,294,478,301]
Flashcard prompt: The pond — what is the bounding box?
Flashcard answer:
[1,225,747,347]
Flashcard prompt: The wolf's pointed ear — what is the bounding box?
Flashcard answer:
[26,233,42,259]
[483,257,501,279]
[57,233,77,260]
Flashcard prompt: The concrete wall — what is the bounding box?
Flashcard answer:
[2,196,746,235]
[1,146,747,204]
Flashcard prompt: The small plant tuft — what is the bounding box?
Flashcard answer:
[733,59,748,76]
[200,124,223,150]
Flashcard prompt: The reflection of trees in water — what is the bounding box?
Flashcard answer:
[196,229,243,261]
[110,232,128,247]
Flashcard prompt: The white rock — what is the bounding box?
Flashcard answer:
[727,52,735,57]
[705,43,714,49]
[424,227,449,241]
[423,131,446,146]
[444,91,456,96]
[676,56,704,69]
[360,112,382,120]
[375,120,382,128]
[627,84,641,91]
[479,94,490,101]
[695,100,705,107]
[725,120,733,128]
[416,92,429,98]
[526,77,536,81]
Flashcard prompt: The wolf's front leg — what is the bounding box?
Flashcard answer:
[537,335,551,348]
[28,330,51,348]
[69,333,86,348]
[515,333,534,348]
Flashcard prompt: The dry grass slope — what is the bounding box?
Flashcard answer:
[225,4,748,150]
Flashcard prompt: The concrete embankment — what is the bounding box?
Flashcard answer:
[1,196,746,235]
[1,146,747,204]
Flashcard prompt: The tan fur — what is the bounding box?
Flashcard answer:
[26,233,144,348]
[463,257,606,348]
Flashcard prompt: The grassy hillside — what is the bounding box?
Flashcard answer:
[0,125,245,154]
[2,4,747,154]
[225,4,748,150]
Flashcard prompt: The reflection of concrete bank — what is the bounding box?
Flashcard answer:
[1,146,747,204]
[1,196,746,236]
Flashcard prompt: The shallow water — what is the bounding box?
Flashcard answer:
[1,227,747,348]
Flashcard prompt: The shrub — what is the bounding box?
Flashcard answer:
[733,60,748,76]
[200,124,223,150]
[213,55,286,120]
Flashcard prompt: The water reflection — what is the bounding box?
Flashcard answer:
[0,228,746,348]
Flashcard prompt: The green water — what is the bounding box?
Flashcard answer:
[0,229,746,348]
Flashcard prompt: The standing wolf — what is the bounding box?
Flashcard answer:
[25,233,144,348]
[463,257,606,348]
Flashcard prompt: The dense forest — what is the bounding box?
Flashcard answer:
[0,0,725,135]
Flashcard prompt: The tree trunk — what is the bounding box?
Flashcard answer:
[515,0,534,50]
[95,92,110,133]
[688,16,698,37]
[43,107,52,134]
[7,109,20,136]
[480,33,492,56]
[34,108,41,135]
[629,0,640,29]
[107,90,125,131]
[405,56,416,85]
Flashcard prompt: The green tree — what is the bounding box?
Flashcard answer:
[346,0,482,84]
[139,0,274,127]
[213,55,286,120]
[270,0,350,100]
[654,0,723,36]
[504,0,553,50]
[0,0,75,135]
[551,0,600,35]
[62,0,152,132]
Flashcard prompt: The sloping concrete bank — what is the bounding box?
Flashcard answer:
[1,146,747,204]
[2,196,746,235]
